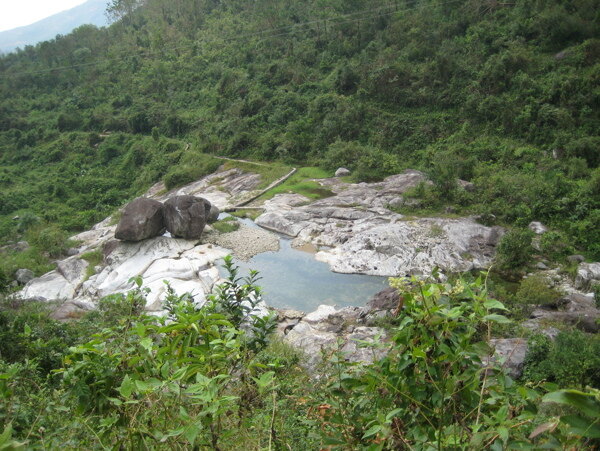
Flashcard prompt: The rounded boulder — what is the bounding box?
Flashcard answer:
[115,198,166,242]
[164,195,207,239]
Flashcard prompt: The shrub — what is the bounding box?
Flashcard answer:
[496,228,535,271]
[516,274,562,306]
[523,331,600,388]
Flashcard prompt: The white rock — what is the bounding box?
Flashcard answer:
[528,221,548,235]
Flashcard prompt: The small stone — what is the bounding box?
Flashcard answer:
[15,268,35,285]
[528,221,548,235]
[536,262,548,270]
[66,248,79,256]
[335,167,351,177]
[567,254,585,264]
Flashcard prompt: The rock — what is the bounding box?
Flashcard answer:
[458,180,475,192]
[20,271,76,301]
[488,338,528,379]
[528,221,548,235]
[115,197,166,242]
[365,287,400,313]
[567,254,585,264]
[536,262,548,270]
[50,301,92,321]
[335,167,351,177]
[206,202,220,224]
[66,247,80,256]
[164,195,207,239]
[0,241,30,253]
[575,262,600,289]
[282,304,387,372]
[15,268,34,285]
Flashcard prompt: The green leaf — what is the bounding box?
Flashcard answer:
[562,414,600,438]
[118,375,134,398]
[140,337,153,352]
[543,390,600,418]
[362,424,382,439]
[483,299,508,311]
[483,314,511,324]
[183,424,200,445]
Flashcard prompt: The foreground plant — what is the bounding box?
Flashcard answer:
[311,273,598,449]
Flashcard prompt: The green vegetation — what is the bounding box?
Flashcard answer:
[516,274,563,306]
[2,266,599,448]
[523,331,600,388]
[0,0,597,267]
[211,216,240,233]
[260,166,333,200]
[81,249,103,280]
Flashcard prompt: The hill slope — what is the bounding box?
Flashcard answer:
[0,0,598,261]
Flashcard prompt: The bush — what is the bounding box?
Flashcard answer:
[496,228,535,271]
[26,225,72,258]
[523,331,600,388]
[516,274,562,306]
[163,155,221,190]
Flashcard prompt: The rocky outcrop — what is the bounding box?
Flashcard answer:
[523,293,600,334]
[279,304,388,372]
[20,256,89,302]
[255,170,503,277]
[575,262,600,289]
[164,195,207,239]
[115,197,165,242]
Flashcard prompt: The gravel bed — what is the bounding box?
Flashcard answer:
[205,224,279,260]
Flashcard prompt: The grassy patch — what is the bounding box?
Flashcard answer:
[230,209,263,220]
[221,160,292,190]
[81,249,103,281]
[259,167,334,201]
[212,217,241,233]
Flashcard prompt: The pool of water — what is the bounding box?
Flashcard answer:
[217,216,389,312]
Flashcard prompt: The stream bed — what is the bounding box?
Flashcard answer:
[217,216,389,312]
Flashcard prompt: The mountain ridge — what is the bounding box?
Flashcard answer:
[0,0,110,54]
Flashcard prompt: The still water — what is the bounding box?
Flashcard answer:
[217,217,389,312]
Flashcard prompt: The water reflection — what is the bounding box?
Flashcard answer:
[217,234,388,312]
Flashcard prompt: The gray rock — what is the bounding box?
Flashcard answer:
[164,195,207,239]
[366,287,400,313]
[528,221,548,235]
[115,197,166,242]
[15,268,34,284]
[335,167,351,177]
[206,202,220,224]
[66,247,80,256]
[536,262,548,270]
[488,338,529,379]
[575,262,600,289]
[567,254,585,264]
[458,180,475,192]
[50,301,91,321]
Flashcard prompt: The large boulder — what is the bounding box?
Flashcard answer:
[164,195,207,239]
[115,198,165,242]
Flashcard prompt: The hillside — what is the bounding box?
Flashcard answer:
[1,0,600,448]
[0,0,110,54]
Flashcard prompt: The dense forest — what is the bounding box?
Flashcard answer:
[1,0,600,448]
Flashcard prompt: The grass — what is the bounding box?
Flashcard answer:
[259,167,334,201]
[81,249,103,281]
[221,160,293,190]
[212,217,241,233]
[230,209,263,221]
